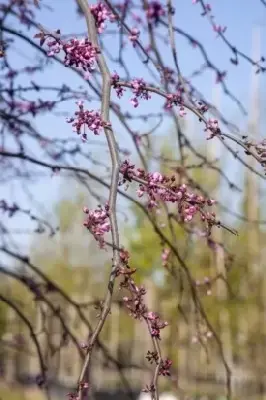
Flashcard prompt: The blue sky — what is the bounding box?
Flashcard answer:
[1,0,266,258]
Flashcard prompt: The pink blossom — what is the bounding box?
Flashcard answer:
[205,118,220,139]
[130,78,151,107]
[111,72,125,98]
[90,2,115,33]
[165,92,183,109]
[119,160,217,227]
[63,38,100,71]
[37,33,100,73]
[67,101,110,140]
[83,203,110,246]
[159,358,172,376]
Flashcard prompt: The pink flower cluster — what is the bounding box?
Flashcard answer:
[111,72,125,98]
[146,1,165,24]
[35,32,100,73]
[90,2,116,33]
[144,351,173,376]
[118,250,168,340]
[83,203,110,246]
[205,118,220,139]
[63,38,100,71]
[158,358,173,376]
[118,251,172,380]
[111,74,151,107]
[146,351,172,377]
[130,78,151,107]
[119,160,216,226]
[195,101,208,115]
[165,91,183,110]
[67,101,110,140]
[146,311,168,339]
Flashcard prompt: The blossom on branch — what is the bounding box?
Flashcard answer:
[66,101,111,140]
[90,2,116,33]
[83,203,110,247]
[35,32,100,74]
[119,160,217,230]
[130,78,151,107]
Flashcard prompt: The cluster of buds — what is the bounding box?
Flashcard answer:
[111,74,151,108]
[159,358,173,376]
[111,72,125,98]
[90,2,116,33]
[118,250,168,340]
[130,78,151,107]
[63,38,100,71]
[122,287,148,320]
[195,100,208,115]
[146,311,168,339]
[165,80,186,108]
[146,350,159,364]
[205,118,221,139]
[146,351,172,376]
[83,203,110,247]
[119,160,217,229]
[35,31,100,74]
[165,92,183,110]
[67,101,111,140]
